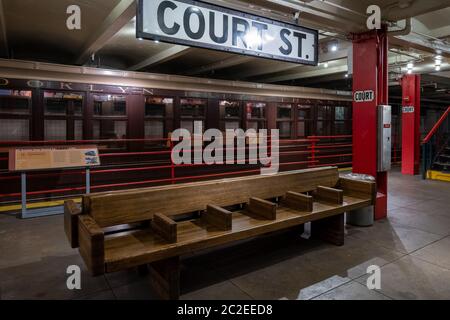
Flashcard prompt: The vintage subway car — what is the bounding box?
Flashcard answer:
[0,59,353,204]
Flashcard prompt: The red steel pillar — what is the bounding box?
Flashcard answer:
[352,29,389,220]
[401,74,421,175]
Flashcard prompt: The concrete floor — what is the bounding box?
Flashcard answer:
[1,168,450,300]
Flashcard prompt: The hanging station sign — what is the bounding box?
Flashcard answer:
[136,0,318,65]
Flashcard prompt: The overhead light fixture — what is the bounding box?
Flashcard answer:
[331,45,338,52]
[434,55,443,71]
[406,62,414,74]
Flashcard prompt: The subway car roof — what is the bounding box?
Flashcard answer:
[0,58,352,101]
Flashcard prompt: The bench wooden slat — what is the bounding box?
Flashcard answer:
[338,177,377,204]
[85,167,339,228]
[282,191,313,212]
[203,205,232,231]
[247,197,277,220]
[152,213,177,243]
[315,186,344,204]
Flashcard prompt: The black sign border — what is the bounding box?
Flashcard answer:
[136,0,319,66]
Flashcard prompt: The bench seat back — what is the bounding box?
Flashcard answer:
[83,167,339,228]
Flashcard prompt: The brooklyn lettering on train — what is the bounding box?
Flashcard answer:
[137,0,318,65]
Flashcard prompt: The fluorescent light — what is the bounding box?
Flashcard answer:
[435,65,441,71]
[407,62,414,69]
[435,59,442,66]
[331,45,338,52]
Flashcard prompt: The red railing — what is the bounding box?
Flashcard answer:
[422,106,450,144]
[0,135,353,203]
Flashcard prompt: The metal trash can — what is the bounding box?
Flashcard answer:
[344,173,376,227]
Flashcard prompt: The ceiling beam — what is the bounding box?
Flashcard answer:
[261,64,348,83]
[390,35,450,57]
[264,0,364,32]
[185,56,252,76]
[76,0,136,65]
[129,45,191,71]
[0,0,8,57]
[238,45,349,80]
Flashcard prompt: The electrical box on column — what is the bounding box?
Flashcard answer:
[377,105,392,172]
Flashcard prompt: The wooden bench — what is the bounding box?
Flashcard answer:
[64,167,376,299]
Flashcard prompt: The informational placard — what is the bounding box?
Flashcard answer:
[9,146,100,172]
[137,0,318,65]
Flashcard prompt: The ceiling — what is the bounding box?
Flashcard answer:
[1,0,450,105]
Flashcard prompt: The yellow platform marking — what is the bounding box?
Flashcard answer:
[0,198,81,213]
[427,170,450,182]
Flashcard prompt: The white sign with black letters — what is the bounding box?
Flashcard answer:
[402,106,415,113]
[353,90,375,103]
[137,0,318,65]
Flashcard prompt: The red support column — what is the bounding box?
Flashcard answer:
[352,29,389,220]
[401,74,421,175]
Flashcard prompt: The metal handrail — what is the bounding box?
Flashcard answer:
[422,106,450,144]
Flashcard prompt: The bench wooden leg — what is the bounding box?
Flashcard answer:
[149,257,180,300]
[311,213,345,246]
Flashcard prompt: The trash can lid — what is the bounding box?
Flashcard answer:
[344,173,376,181]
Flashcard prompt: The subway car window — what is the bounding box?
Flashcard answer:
[277,104,292,138]
[45,119,67,140]
[180,98,207,133]
[43,91,84,141]
[145,96,172,117]
[334,105,351,135]
[297,105,312,137]
[92,94,128,141]
[0,90,32,141]
[93,94,126,116]
[145,97,173,139]
[0,118,29,141]
[93,119,127,140]
[74,120,83,140]
[246,102,266,131]
[180,98,206,118]
[316,105,332,136]
[220,100,242,131]
[0,89,32,114]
